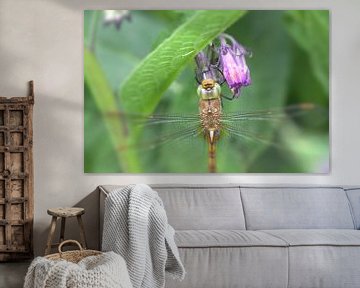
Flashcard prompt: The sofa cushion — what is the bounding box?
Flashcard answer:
[287,246,360,288]
[175,230,288,248]
[261,229,360,246]
[165,246,288,288]
[256,230,360,288]
[345,188,360,229]
[241,187,355,230]
[153,186,246,230]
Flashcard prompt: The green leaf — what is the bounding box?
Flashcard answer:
[284,10,329,93]
[84,49,141,172]
[118,10,247,116]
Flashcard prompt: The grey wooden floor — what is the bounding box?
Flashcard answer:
[0,261,30,288]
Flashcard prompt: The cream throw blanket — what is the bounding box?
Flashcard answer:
[24,252,132,288]
[102,184,185,288]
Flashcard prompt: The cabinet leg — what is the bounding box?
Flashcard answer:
[77,215,87,249]
[60,217,66,243]
[45,216,57,255]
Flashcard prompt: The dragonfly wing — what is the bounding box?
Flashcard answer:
[107,110,210,172]
[220,103,323,149]
[221,103,315,122]
[123,123,203,151]
[105,111,203,150]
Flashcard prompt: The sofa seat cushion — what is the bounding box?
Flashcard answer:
[262,229,360,246]
[167,231,289,288]
[175,230,288,248]
[260,230,360,288]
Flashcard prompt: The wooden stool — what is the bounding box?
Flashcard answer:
[45,207,87,255]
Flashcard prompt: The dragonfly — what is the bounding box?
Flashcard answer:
[108,77,316,173]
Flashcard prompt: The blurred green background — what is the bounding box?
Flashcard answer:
[84,10,329,173]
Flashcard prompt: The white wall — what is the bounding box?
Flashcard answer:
[0,0,360,256]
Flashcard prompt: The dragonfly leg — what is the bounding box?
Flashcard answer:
[221,93,236,101]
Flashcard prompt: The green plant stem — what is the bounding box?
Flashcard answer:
[89,11,101,53]
[85,49,142,172]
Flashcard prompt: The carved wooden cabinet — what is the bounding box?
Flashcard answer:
[0,81,34,261]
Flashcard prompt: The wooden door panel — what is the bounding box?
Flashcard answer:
[0,81,34,261]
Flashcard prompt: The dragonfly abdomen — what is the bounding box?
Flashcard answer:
[199,98,222,173]
[208,142,216,173]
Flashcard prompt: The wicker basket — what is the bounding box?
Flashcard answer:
[45,240,102,263]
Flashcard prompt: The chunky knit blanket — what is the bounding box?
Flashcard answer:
[24,251,133,288]
[102,184,185,288]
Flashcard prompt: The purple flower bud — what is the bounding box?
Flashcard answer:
[195,50,224,85]
[219,34,251,97]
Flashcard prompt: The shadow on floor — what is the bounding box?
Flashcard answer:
[0,189,100,288]
[0,261,30,288]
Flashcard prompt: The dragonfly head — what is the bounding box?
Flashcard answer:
[201,79,215,90]
[198,79,221,100]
